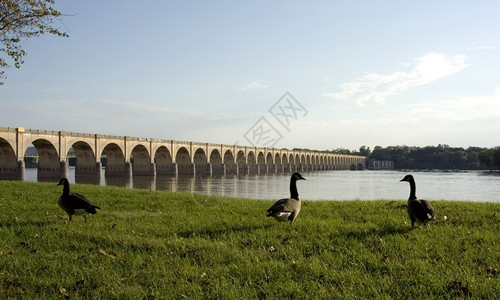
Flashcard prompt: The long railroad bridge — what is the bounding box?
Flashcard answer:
[0,127,366,180]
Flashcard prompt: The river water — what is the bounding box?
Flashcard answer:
[24,168,500,203]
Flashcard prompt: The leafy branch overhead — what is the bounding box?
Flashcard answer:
[0,0,67,85]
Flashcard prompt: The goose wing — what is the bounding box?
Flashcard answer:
[70,193,100,213]
[419,199,435,220]
[408,199,435,221]
[267,198,298,216]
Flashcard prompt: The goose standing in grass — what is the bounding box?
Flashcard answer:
[57,178,100,222]
[400,174,435,228]
[267,172,306,224]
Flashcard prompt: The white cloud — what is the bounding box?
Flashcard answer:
[495,85,500,97]
[323,53,469,105]
[408,96,500,121]
[468,46,496,50]
[238,81,268,91]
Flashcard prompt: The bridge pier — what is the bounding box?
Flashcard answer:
[60,161,69,179]
[238,164,249,175]
[0,160,22,180]
[262,164,269,174]
[211,163,225,175]
[132,162,156,176]
[206,163,213,175]
[126,162,133,177]
[195,163,212,175]
[248,164,258,174]
[17,161,25,180]
[178,163,196,175]
[37,167,61,181]
[222,163,238,175]
[156,163,177,175]
[75,162,102,177]
[105,162,132,177]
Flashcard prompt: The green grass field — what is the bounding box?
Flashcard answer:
[1,180,499,299]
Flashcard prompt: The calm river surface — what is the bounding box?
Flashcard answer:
[24,168,500,203]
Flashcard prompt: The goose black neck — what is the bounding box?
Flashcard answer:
[290,178,299,200]
[62,181,70,196]
[408,177,416,200]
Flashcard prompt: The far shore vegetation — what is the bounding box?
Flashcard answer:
[1,181,499,298]
[295,144,500,171]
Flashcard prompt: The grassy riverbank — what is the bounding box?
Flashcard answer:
[1,181,499,299]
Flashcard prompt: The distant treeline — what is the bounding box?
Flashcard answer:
[315,145,500,170]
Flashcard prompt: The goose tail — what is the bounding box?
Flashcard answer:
[87,205,100,214]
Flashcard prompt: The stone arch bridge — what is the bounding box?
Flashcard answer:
[0,127,366,180]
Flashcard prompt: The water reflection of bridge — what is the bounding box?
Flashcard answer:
[0,127,366,181]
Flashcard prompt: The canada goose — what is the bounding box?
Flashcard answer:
[400,174,435,228]
[267,172,306,224]
[57,178,100,222]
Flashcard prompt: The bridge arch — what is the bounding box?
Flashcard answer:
[131,144,154,176]
[193,148,209,174]
[102,143,126,176]
[71,141,99,178]
[282,153,289,172]
[288,153,295,172]
[0,137,18,179]
[300,154,306,172]
[208,149,223,174]
[266,152,274,174]
[247,151,257,174]
[155,146,174,175]
[176,147,193,174]
[223,149,237,175]
[313,154,319,171]
[256,152,264,174]
[30,138,60,181]
[274,153,282,173]
[236,150,247,174]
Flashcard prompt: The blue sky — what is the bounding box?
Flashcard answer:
[1,0,500,151]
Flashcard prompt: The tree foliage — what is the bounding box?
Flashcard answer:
[477,146,500,172]
[368,144,500,170]
[0,0,67,85]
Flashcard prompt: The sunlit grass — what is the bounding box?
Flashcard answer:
[0,180,499,298]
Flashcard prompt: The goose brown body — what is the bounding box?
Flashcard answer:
[400,174,435,228]
[57,178,100,222]
[267,173,306,224]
